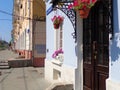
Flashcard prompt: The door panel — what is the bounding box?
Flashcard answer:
[83,0,112,90]
[95,71,108,90]
[83,67,93,90]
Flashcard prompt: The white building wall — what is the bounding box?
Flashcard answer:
[45,60,75,83]
[46,2,77,67]
[45,1,77,88]
[106,0,120,90]
[75,12,83,90]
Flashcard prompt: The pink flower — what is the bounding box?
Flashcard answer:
[92,0,97,4]
[73,0,79,6]
[68,0,97,10]
[52,49,64,58]
[81,0,89,3]
[51,16,57,22]
[68,4,73,9]
[51,15,64,25]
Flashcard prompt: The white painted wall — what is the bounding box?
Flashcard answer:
[107,0,120,89]
[45,60,75,83]
[46,2,77,67]
[45,1,77,89]
[109,0,120,82]
[75,12,83,90]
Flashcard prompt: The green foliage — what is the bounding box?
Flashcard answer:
[0,40,9,50]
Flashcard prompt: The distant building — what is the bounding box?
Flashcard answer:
[12,0,46,67]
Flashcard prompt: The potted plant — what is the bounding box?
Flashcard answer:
[52,49,64,62]
[51,15,64,29]
[68,0,97,18]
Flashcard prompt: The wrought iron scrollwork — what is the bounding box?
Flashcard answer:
[108,0,113,39]
[52,0,77,42]
[102,0,113,39]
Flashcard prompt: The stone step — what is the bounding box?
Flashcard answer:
[52,84,73,90]
[0,65,10,69]
[0,60,10,69]
[0,62,9,66]
[0,59,32,68]
[8,59,32,68]
[0,61,8,63]
[46,82,73,90]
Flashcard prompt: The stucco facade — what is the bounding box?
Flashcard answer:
[45,0,120,90]
[106,0,120,90]
[12,0,46,64]
[45,0,77,89]
[12,0,31,58]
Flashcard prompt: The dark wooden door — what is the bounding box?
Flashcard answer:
[83,1,112,90]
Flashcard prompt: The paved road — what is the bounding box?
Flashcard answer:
[0,50,51,90]
[0,67,50,90]
[0,49,19,61]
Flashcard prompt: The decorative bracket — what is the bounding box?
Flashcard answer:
[108,0,113,39]
[52,0,77,42]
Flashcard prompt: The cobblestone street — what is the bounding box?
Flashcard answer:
[0,50,51,90]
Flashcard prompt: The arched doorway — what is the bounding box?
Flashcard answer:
[83,0,113,90]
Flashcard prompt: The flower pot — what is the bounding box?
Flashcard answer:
[79,8,90,18]
[54,24,60,29]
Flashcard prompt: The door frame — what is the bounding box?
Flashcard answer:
[75,0,113,90]
[82,0,113,90]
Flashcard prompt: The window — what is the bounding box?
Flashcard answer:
[25,2,27,16]
[54,28,63,50]
[20,4,22,9]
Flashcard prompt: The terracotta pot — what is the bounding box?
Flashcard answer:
[54,24,60,29]
[79,8,90,18]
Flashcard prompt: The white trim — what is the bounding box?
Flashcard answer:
[75,12,83,90]
[54,27,63,50]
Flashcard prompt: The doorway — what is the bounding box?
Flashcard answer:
[83,0,112,90]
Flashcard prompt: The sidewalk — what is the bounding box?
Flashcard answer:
[0,49,19,61]
[0,50,73,90]
[0,67,51,90]
[0,50,52,90]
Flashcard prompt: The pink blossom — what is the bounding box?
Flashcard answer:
[51,16,57,22]
[68,4,73,9]
[52,49,64,58]
[51,15,64,26]
[73,0,79,7]
[68,0,97,10]
[92,0,97,4]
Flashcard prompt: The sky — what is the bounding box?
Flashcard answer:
[0,0,13,42]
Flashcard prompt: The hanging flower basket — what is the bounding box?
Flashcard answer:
[79,8,90,18]
[51,15,64,29]
[68,0,97,18]
[54,24,60,29]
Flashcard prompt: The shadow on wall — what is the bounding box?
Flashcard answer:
[111,32,120,62]
[111,0,120,62]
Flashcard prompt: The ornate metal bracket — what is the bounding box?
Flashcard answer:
[52,0,77,42]
[108,0,113,39]
[102,0,113,39]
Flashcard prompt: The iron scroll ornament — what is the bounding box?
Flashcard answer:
[50,0,113,40]
[103,0,113,39]
[50,0,77,42]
